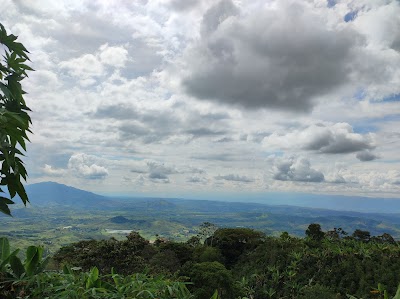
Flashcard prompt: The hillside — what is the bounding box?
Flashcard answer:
[2,181,400,253]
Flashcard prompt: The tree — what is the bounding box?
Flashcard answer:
[305,223,325,242]
[186,261,234,299]
[326,227,347,240]
[0,23,33,215]
[377,233,396,245]
[210,228,265,267]
[198,222,218,245]
[352,229,371,243]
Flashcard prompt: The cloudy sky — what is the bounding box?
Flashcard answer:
[1,0,400,200]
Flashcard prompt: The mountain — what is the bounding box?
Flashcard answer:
[23,181,110,208]
[22,181,400,214]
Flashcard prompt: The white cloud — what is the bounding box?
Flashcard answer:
[60,53,104,79]
[67,153,109,180]
[272,156,325,183]
[42,164,66,177]
[215,174,254,183]
[99,43,129,67]
[59,43,129,85]
[187,176,208,184]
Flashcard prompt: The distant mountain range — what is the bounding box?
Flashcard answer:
[6,181,400,241]
[23,181,400,214]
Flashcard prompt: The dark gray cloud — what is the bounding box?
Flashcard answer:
[316,137,374,154]
[118,123,157,143]
[215,174,254,183]
[273,157,325,183]
[200,112,231,121]
[216,137,233,143]
[180,1,363,112]
[149,172,169,180]
[94,103,138,120]
[92,102,233,144]
[128,161,178,183]
[147,161,178,175]
[130,168,147,174]
[200,0,239,37]
[146,161,177,183]
[167,0,199,11]
[356,151,380,162]
[250,132,271,143]
[265,123,376,154]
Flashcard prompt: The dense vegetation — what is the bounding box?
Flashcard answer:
[2,224,400,298]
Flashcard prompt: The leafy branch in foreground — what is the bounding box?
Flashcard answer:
[0,236,193,299]
[0,22,33,215]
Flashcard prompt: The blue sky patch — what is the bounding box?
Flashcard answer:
[380,93,400,103]
[344,11,358,22]
[327,0,336,8]
[352,123,378,134]
[353,88,367,100]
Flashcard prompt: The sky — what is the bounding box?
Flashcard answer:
[1,0,400,200]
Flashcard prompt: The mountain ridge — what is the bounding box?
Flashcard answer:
[23,181,400,214]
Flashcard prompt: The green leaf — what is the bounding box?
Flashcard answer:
[86,267,100,289]
[0,237,10,262]
[19,64,34,71]
[16,182,29,205]
[0,248,19,271]
[9,255,25,278]
[210,290,220,299]
[25,249,38,276]
[0,82,12,99]
[393,284,400,299]
[24,245,41,276]
[0,199,12,216]
[63,264,73,275]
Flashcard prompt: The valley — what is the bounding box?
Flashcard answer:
[3,182,400,254]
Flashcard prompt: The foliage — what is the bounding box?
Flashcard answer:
[184,261,234,299]
[4,224,400,299]
[298,284,338,299]
[53,233,150,275]
[0,237,49,297]
[3,267,193,299]
[352,229,371,243]
[198,222,218,245]
[0,237,193,298]
[234,228,400,298]
[193,245,224,263]
[305,223,325,242]
[348,283,400,299]
[209,228,265,267]
[0,23,33,216]
[0,237,48,280]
